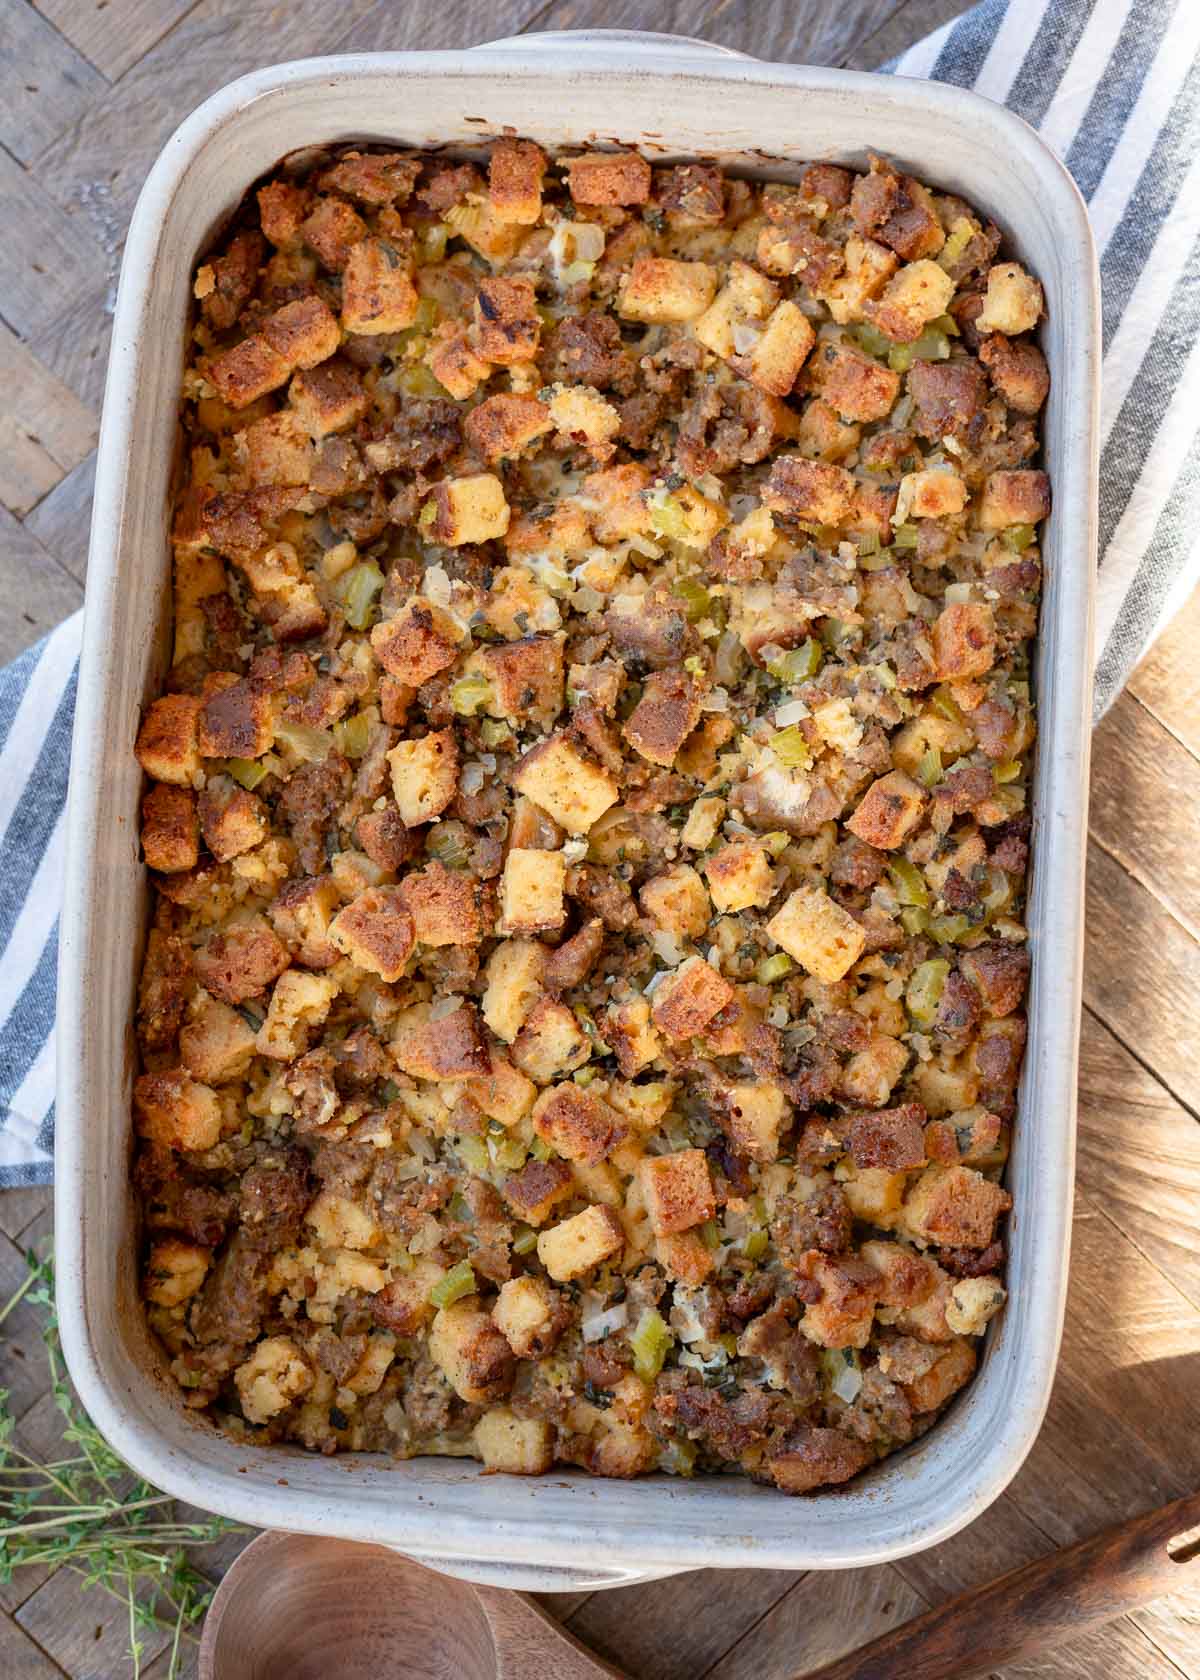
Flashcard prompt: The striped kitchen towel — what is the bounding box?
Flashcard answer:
[0,0,1197,1184]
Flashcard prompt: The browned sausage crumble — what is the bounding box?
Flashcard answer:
[133,140,1045,1492]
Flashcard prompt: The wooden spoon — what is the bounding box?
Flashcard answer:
[197,1529,629,1680]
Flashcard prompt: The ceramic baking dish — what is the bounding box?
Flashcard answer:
[56,29,1099,1591]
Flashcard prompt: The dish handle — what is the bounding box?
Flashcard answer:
[382,1546,682,1592]
[475,30,752,61]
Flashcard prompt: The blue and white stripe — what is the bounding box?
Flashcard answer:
[1,0,1197,1182]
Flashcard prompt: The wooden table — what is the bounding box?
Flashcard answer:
[3,1,1199,1674]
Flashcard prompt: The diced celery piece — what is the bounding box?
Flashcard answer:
[457,1134,490,1175]
[480,718,512,748]
[906,957,950,1025]
[339,561,385,631]
[573,1066,596,1087]
[402,364,446,401]
[334,711,373,759]
[1002,522,1037,552]
[892,523,920,550]
[513,1226,538,1256]
[888,330,950,374]
[659,1437,697,1477]
[700,1220,721,1251]
[630,1308,674,1382]
[273,719,333,762]
[768,638,824,684]
[429,1260,476,1309]
[648,494,691,543]
[380,1080,401,1104]
[994,759,1022,785]
[531,1137,553,1163]
[928,913,971,946]
[857,529,881,558]
[489,1134,527,1172]
[887,857,930,908]
[755,952,794,984]
[900,904,932,937]
[743,1228,769,1261]
[673,575,712,622]
[447,1192,470,1222]
[224,757,269,790]
[768,725,812,770]
[761,831,791,859]
[683,654,706,677]
[930,311,960,337]
[426,822,472,870]
[938,221,974,271]
[450,672,493,716]
[851,322,892,359]
[917,745,943,787]
[930,684,965,725]
[418,225,449,264]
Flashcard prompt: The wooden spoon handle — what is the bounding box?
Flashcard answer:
[476,1585,631,1680]
[799,1489,1200,1680]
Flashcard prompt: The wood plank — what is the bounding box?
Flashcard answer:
[894,1491,1052,1604]
[0,148,107,340]
[1090,693,1200,941]
[334,0,548,53]
[1083,838,1200,1118]
[24,286,114,414]
[704,1564,927,1680]
[567,1566,801,1680]
[1078,1008,1200,1312]
[0,1617,68,1680]
[16,1564,172,1680]
[0,325,98,517]
[0,1230,61,1423]
[0,506,83,665]
[32,0,202,84]
[1134,1579,1200,1680]
[24,452,96,584]
[0,1186,54,1243]
[1127,582,1200,761]
[0,1,106,166]
[995,1617,1192,1680]
[843,0,965,69]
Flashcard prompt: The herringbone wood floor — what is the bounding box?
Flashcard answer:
[3,2,1200,1676]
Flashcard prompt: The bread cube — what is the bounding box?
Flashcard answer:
[371,1263,443,1335]
[501,847,566,934]
[976,262,1043,335]
[180,997,257,1084]
[424,473,510,547]
[474,1408,554,1474]
[978,334,1050,415]
[268,874,342,969]
[747,300,816,395]
[900,1335,976,1413]
[444,194,528,263]
[720,1081,789,1163]
[704,842,774,913]
[210,335,291,408]
[489,137,547,224]
[931,602,996,680]
[482,938,546,1041]
[841,1164,907,1225]
[492,1274,562,1358]
[262,296,341,368]
[622,669,705,767]
[235,1337,314,1424]
[899,468,968,520]
[288,358,369,437]
[761,456,856,523]
[141,783,199,874]
[134,1070,222,1152]
[429,1301,515,1404]
[464,392,552,462]
[860,1239,937,1310]
[581,462,652,545]
[651,956,735,1042]
[901,1164,1012,1249]
[196,675,274,761]
[638,1148,715,1237]
[501,1156,574,1225]
[234,411,315,489]
[465,1048,536,1127]
[618,256,718,323]
[511,996,590,1083]
[194,916,290,1004]
[793,398,861,463]
[844,1101,927,1172]
[341,236,419,334]
[426,325,492,400]
[798,1254,880,1350]
[867,259,955,341]
[847,770,928,851]
[397,860,483,947]
[304,1188,379,1251]
[370,597,464,686]
[656,1229,715,1286]
[136,694,201,785]
[256,969,339,1061]
[473,635,564,725]
[392,999,490,1081]
[565,150,651,206]
[978,469,1051,531]
[546,383,620,451]
[387,729,459,826]
[639,864,710,938]
[144,1238,212,1308]
[765,886,865,982]
[318,150,420,207]
[473,276,540,364]
[821,234,899,324]
[301,195,367,268]
[197,779,268,863]
[603,995,664,1078]
[840,1034,911,1107]
[680,796,726,850]
[328,886,416,982]
[946,1276,1007,1336]
[532,1084,625,1166]
[537,1203,625,1281]
[512,733,618,834]
[257,179,311,246]
[807,338,901,424]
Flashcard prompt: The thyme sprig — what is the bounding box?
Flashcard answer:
[0,1250,246,1677]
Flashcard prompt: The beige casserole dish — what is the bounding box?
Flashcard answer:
[57,31,1099,1590]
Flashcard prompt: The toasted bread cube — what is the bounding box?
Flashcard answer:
[328,886,416,982]
[370,597,463,688]
[136,694,201,784]
[255,969,339,1061]
[840,1164,906,1226]
[392,998,490,1080]
[301,195,367,269]
[141,783,199,873]
[262,295,341,368]
[288,358,368,437]
[546,382,620,451]
[492,1277,559,1361]
[194,916,289,1004]
[821,234,898,324]
[397,861,482,946]
[318,150,420,206]
[860,1239,937,1310]
[429,1301,514,1403]
[847,770,928,851]
[656,1229,715,1285]
[144,1238,211,1308]
[747,299,816,395]
[639,864,710,938]
[304,1188,379,1250]
[603,995,664,1078]
[473,276,540,364]
[532,1084,625,1166]
[512,733,618,834]
[343,1336,396,1397]
[511,996,590,1083]
[500,848,566,934]
[582,462,653,544]
[762,455,855,524]
[426,325,492,400]
[197,779,268,862]
[680,796,726,850]
[766,886,866,983]
[898,468,968,521]
[423,473,510,547]
[180,997,256,1084]
[650,482,728,551]
[209,335,290,408]
[979,469,1051,531]
[977,262,1043,336]
[694,259,780,359]
[234,410,315,488]
[474,1408,554,1473]
[798,1254,880,1350]
[341,236,419,334]
[482,938,546,1041]
[489,137,547,224]
[387,729,459,826]
[720,1082,789,1163]
[537,1203,625,1281]
[465,1048,536,1127]
[371,1263,443,1334]
[901,1336,976,1413]
[464,392,552,462]
[565,150,651,206]
[946,1276,1007,1336]
[638,1148,715,1236]
[901,1164,1012,1249]
[931,602,996,680]
[235,1336,313,1424]
[651,956,735,1042]
[268,874,341,969]
[257,179,311,246]
[808,338,902,425]
[840,1035,910,1107]
[618,256,718,323]
[443,196,526,263]
[703,842,774,913]
[794,397,861,463]
[868,259,956,342]
[134,1069,222,1152]
[624,667,705,768]
[502,1157,574,1225]
[473,634,565,724]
